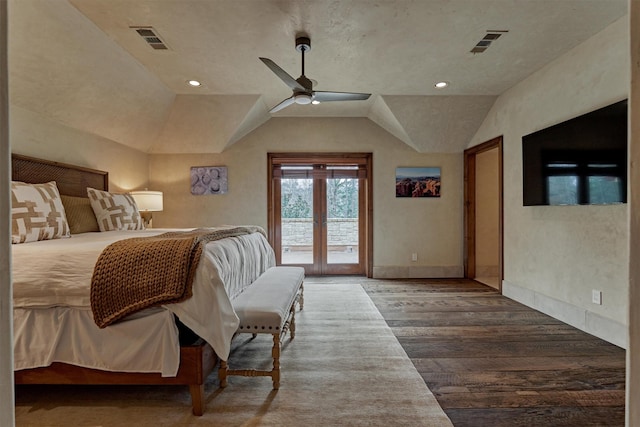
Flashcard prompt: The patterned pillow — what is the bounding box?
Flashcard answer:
[60,195,100,234]
[87,187,145,231]
[11,181,70,244]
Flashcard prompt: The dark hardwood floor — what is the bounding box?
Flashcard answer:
[308,277,627,427]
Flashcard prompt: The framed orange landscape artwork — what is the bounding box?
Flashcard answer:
[395,167,441,198]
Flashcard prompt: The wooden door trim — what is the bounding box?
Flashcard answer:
[267,152,373,277]
[315,176,325,275]
[463,136,504,291]
[267,154,279,262]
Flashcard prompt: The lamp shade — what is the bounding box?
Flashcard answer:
[130,190,163,212]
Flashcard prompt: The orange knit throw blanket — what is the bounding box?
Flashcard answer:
[90,226,265,328]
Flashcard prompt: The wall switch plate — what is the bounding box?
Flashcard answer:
[411,253,418,262]
[592,290,602,305]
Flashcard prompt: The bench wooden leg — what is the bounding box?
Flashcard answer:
[298,283,304,310]
[272,332,281,390]
[289,302,296,339]
[287,284,303,340]
[218,359,228,388]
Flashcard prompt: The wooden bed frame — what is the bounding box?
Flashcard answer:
[11,153,217,416]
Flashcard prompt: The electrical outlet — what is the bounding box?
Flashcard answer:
[592,290,602,305]
[411,253,418,262]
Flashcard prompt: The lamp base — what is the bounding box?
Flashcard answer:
[140,212,153,228]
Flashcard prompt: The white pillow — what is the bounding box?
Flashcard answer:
[11,181,70,244]
[87,187,145,231]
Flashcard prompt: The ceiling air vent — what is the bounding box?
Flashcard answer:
[470,30,508,54]
[131,26,170,50]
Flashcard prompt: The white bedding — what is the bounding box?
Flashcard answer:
[12,228,275,376]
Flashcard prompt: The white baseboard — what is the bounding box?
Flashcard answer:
[372,265,463,279]
[502,279,627,349]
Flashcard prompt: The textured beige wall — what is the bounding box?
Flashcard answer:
[151,95,266,153]
[150,117,464,276]
[475,148,499,277]
[470,17,629,327]
[8,0,175,152]
[10,106,149,192]
[628,1,638,424]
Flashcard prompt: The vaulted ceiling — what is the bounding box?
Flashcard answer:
[8,0,628,153]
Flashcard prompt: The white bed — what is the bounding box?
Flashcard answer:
[13,228,275,377]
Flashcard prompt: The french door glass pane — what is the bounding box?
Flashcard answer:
[281,178,313,264]
[326,178,358,264]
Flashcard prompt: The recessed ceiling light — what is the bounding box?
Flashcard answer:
[434,81,449,89]
[187,80,202,87]
[312,100,320,105]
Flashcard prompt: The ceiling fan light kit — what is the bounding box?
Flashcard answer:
[294,93,313,104]
[260,36,371,113]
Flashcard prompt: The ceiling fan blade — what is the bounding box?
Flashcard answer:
[313,91,371,102]
[259,57,305,92]
[268,96,296,113]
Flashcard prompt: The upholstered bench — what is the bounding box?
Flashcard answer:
[218,266,305,389]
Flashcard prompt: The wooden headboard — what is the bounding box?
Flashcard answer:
[11,154,108,197]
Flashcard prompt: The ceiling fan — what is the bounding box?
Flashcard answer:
[260,36,371,113]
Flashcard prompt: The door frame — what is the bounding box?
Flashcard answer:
[267,152,373,277]
[463,136,504,290]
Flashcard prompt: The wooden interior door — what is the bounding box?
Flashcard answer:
[464,136,504,290]
[268,153,372,276]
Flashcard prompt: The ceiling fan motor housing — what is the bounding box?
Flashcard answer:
[296,75,313,91]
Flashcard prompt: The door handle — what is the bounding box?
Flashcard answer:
[322,213,327,227]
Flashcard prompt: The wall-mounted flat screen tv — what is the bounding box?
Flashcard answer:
[522,99,627,206]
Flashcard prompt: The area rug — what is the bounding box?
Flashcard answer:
[15,283,452,426]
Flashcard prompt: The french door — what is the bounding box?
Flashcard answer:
[268,153,372,276]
